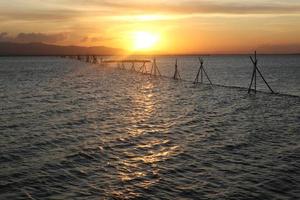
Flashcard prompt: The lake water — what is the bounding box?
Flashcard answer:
[0,56,299,199]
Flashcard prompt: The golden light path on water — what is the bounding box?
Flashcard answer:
[107,80,182,199]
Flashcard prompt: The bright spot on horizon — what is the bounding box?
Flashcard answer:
[133,31,158,50]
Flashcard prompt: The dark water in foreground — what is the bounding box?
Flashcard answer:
[0,56,300,199]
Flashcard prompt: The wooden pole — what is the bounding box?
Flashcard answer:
[254,51,257,93]
[194,58,203,84]
[155,58,161,76]
[201,60,203,83]
[138,62,147,74]
[194,57,213,86]
[256,66,274,93]
[173,59,177,79]
[173,59,181,80]
[150,58,161,76]
[202,66,213,86]
[92,55,97,64]
[131,62,135,71]
[248,51,274,94]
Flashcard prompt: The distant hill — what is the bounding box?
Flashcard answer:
[0,42,123,56]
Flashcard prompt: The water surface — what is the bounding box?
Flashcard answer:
[0,56,299,199]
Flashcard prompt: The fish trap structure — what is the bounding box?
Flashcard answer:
[248,51,274,94]
[150,58,161,76]
[173,59,182,80]
[62,51,277,95]
[101,59,152,73]
[194,57,213,86]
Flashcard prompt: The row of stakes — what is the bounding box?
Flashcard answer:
[61,51,274,94]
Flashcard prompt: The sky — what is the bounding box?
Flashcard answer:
[0,0,300,54]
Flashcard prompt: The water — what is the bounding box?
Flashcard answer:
[0,56,299,200]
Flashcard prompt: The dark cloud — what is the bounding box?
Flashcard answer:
[80,37,89,43]
[103,1,300,15]
[0,10,83,22]
[62,0,300,15]
[1,1,299,24]
[16,33,68,43]
[0,32,68,43]
[80,36,115,43]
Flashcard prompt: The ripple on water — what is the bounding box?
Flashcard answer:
[0,57,299,199]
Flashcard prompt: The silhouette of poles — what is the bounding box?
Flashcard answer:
[248,51,274,94]
[173,59,181,80]
[138,62,148,74]
[194,57,213,86]
[86,55,91,63]
[92,55,98,64]
[121,62,126,70]
[150,58,161,76]
[130,62,136,71]
[117,62,121,69]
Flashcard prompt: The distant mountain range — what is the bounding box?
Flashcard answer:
[0,42,123,56]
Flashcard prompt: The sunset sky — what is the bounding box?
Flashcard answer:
[0,0,300,54]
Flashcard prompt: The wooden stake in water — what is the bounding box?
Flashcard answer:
[121,62,126,70]
[138,62,147,74]
[173,59,181,80]
[92,55,98,64]
[248,51,274,94]
[117,62,121,69]
[150,58,161,76]
[130,62,136,71]
[194,57,213,86]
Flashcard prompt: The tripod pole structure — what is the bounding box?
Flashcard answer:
[151,58,161,76]
[194,58,203,84]
[194,57,213,86]
[248,51,274,94]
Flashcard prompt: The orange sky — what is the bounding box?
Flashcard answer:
[0,0,300,54]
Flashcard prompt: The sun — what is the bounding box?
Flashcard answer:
[133,31,158,50]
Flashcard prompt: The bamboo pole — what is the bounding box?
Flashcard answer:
[194,58,203,83]
[194,57,213,86]
[150,58,161,76]
[138,62,147,74]
[130,62,136,71]
[248,51,274,94]
[256,66,274,93]
[173,59,181,80]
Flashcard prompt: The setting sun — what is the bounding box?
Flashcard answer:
[133,31,158,50]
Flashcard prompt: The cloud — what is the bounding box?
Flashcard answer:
[0,32,68,43]
[0,10,84,22]
[108,1,300,15]
[60,0,300,15]
[80,37,89,43]
[80,36,115,43]
[1,0,299,24]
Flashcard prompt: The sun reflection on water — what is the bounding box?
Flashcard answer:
[107,80,183,199]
